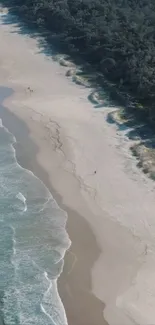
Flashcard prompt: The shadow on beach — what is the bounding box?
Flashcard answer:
[107,107,155,178]
[0,6,124,111]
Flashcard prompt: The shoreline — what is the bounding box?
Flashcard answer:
[0,87,109,325]
[0,87,144,325]
[0,86,144,325]
[1,10,155,324]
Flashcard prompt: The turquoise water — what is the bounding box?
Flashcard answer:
[0,110,70,324]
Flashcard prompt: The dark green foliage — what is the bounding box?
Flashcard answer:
[3,0,155,121]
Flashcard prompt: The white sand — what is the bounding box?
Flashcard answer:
[0,8,155,325]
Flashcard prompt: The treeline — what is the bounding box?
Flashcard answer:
[3,0,155,121]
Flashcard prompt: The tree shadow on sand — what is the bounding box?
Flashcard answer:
[107,106,154,143]
[106,105,155,179]
[0,5,127,112]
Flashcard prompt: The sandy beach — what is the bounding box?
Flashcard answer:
[1,8,155,325]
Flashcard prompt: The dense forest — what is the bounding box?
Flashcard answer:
[2,0,155,122]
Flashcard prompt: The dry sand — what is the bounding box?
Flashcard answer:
[0,8,155,325]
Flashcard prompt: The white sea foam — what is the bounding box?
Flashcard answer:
[16,192,27,212]
[41,272,68,325]
[0,118,3,127]
[0,113,70,325]
[10,226,17,264]
[0,119,67,217]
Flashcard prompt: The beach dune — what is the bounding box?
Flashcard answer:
[0,8,155,325]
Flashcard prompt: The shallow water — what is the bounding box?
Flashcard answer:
[0,117,70,324]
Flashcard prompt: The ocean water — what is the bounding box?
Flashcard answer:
[0,118,71,325]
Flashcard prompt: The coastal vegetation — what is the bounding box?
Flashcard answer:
[2,0,155,124]
[2,0,155,179]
